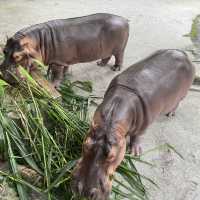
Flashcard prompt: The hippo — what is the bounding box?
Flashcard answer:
[0,13,129,87]
[71,49,195,200]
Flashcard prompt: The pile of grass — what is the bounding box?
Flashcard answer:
[184,14,200,48]
[0,54,151,200]
[189,15,200,41]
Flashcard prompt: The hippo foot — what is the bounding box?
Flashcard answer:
[166,111,175,117]
[52,80,61,89]
[97,60,107,67]
[131,144,142,156]
[111,65,121,71]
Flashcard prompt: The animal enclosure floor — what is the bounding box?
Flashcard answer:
[0,0,200,199]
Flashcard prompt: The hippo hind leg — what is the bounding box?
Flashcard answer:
[47,66,51,79]
[97,57,111,67]
[166,102,180,117]
[63,66,69,79]
[111,51,124,71]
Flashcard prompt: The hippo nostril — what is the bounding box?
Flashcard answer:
[89,188,98,200]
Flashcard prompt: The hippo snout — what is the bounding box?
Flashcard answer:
[71,175,109,200]
[72,182,107,200]
[88,188,104,200]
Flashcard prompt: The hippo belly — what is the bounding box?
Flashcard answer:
[45,13,129,67]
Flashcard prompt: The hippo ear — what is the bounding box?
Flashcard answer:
[5,36,18,49]
[5,35,9,41]
[91,120,98,129]
[6,36,16,43]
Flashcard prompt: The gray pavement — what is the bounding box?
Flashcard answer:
[0,0,200,199]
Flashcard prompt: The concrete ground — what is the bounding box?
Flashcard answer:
[0,0,200,199]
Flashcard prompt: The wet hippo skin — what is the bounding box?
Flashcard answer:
[0,13,129,87]
[72,49,195,200]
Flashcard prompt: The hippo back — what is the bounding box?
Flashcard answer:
[13,13,129,66]
[107,49,195,124]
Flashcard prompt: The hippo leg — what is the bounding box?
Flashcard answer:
[51,65,64,88]
[47,66,51,78]
[97,57,111,66]
[63,66,69,79]
[129,135,142,156]
[111,52,124,71]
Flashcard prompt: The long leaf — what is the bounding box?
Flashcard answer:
[5,131,28,200]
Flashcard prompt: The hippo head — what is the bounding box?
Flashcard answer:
[0,37,32,84]
[71,108,128,200]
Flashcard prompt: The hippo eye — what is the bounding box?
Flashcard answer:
[13,55,22,62]
[108,153,115,160]
[106,151,116,162]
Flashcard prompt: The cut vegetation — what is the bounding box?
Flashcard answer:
[0,53,152,200]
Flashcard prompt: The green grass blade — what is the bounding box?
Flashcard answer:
[5,131,28,200]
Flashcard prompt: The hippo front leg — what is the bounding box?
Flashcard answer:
[63,66,69,78]
[129,135,142,156]
[47,66,51,78]
[111,51,124,71]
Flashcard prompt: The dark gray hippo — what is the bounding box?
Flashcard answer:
[0,13,129,87]
[71,49,195,200]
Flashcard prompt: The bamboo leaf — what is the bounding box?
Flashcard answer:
[5,131,28,200]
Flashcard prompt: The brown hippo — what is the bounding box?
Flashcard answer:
[0,13,129,87]
[71,49,195,200]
